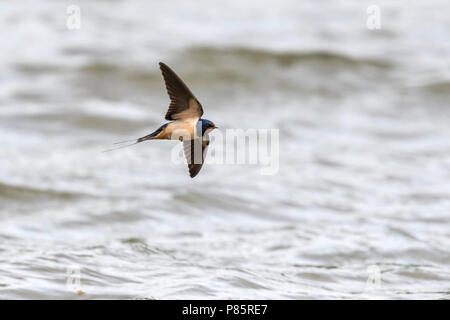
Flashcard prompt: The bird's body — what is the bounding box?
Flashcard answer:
[140,118,215,141]
[109,62,218,178]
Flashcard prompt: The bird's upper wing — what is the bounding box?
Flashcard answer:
[183,137,210,178]
[159,62,204,121]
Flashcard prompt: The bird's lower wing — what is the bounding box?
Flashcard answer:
[183,138,209,178]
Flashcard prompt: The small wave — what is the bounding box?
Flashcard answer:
[0,182,86,201]
[421,81,450,94]
[64,46,392,82]
[181,46,392,69]
[78,61,163,83]
[14,63,62,75]
[14,110,154,133]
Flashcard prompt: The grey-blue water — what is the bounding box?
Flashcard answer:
[0,0,449,299]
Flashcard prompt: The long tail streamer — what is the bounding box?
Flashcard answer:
[102,139,140,153]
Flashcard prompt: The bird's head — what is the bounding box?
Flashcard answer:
[200,119,218,135]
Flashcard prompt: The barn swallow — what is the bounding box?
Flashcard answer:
[107,62,218,178]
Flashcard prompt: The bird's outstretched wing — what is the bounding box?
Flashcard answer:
[159,62,204,121]
[183,137,210,178]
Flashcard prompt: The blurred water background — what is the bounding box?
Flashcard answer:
[0,0,449,299]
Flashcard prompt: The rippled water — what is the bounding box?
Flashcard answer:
[0,0,449,299]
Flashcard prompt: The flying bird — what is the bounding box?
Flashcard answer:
[107,62,218,178]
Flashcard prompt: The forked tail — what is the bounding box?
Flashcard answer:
[102,123,168,153]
